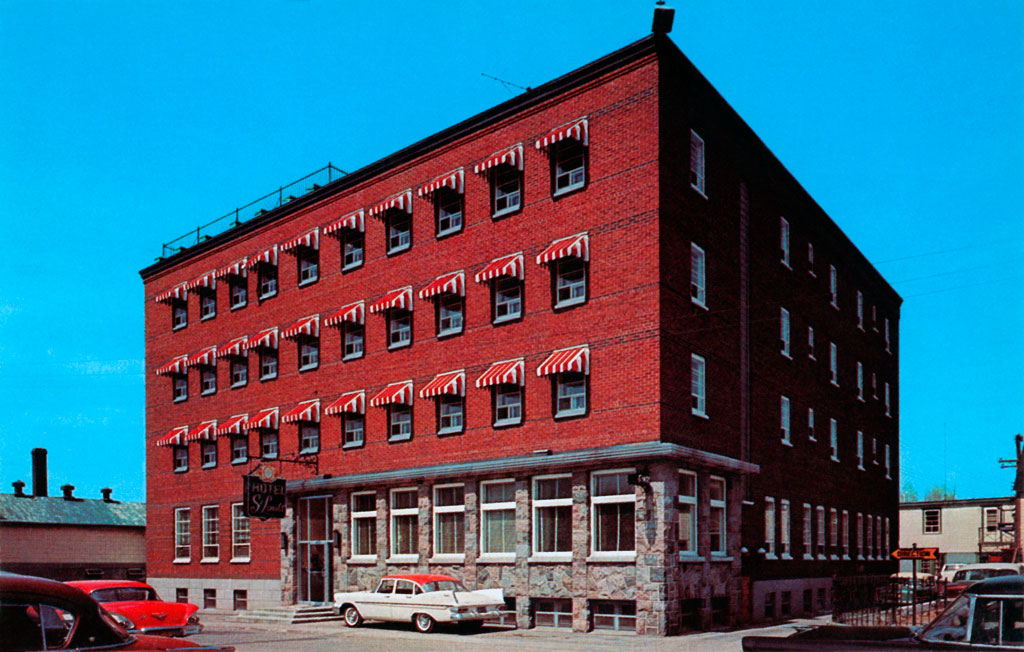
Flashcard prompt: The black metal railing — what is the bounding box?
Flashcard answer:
[158,163,346,260]
[833,574,950,628]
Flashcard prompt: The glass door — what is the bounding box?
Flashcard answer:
[297,495,332,604]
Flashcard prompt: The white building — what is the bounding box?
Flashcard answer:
[899,497,1015,573]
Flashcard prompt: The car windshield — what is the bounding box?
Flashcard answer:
[421,580,468,593]
[91,587,158,602]
[954,569,1019,582]
[919,593,970,643]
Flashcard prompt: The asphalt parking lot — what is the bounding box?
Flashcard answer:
[191,613,829,652]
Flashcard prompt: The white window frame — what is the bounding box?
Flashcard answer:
[230,435,247,464]
[780,217,791,268]
[229,277,247,309]
[690,243,707,308]
[531,473,573,561]
[808,407,816,442]
[555,371,587,418]
[174,507,191,562]
[857,361,864,400]
[492,165,522,217]
[259,349,278,380]
[173,375,188,402]
[829,265,838,309]
[172,302,187,330]
[554,256,587,308]
[386,210,412,254]
[815,505,826,559]
[689,130,706,196]
[494,384,523,426]
[802,503,812,560]
[709,475,727,556]
[230,359,247,388]
[437,293,463,336]
[553,138,587,195]
[299,423,319,454]
[780,499,791,559]
[856,430,865,470]
[201,366,217,396]
[201,440,217,469]
[829,342,838,386]
[299,339,319,371]
[780,395,791,445]
[389,404,412,442]
[691,354,707,418]
[885,382,892,417]
[389,487,419,562]
[830,418,839,462]
[923,509,941,534]
[200,291,216,321]
[436,189,464,237]
[258,263,277,299]
[590,469,637,561]
[231,502,250,562]
[856,291,864,329]
[297,250,319,286]
[764,496,777,559]
[388,309,412,349]
[343,414,365,448]
[493,276,522,323]
[260,430,278,459]
[678,470,699,559]
[350,491,377,562]
[842,510,850,559]
[780,307,791,358]
[437,394,464,434]
[201,504,219,562]
[173,445,188,472]
[342,230,364,270]
[432,483,466,561]
[479,479,516,561]
[343,323,364,360]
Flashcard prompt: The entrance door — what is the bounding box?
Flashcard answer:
[297,495,332,604]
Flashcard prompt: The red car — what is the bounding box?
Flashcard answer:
[66,580,201,637]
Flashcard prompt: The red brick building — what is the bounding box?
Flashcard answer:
[140,28,900,634]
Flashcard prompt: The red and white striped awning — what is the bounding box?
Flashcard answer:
[186,346,218,368]
[248,407,279,430]
[184,420,218,442]
[369,287,413,314]
[282,399,320,424]
[243,327,279,351]
[419,271,464,299]
[420,370,465,398]
[475,253,524,283]
[474,144,523,174]
[368,190,413,218]
[156,355,189,377]
[184,273,216,291]
[476,358,525,388]
[370,381,414,407]
[154,283,188,304]
[214,258,248,279]
[216,336,248,358]
[537,232,589,264]
[323,210,365,236]
[537,345,590,376]
[418,169,464,197]
[216,414,249,436]
[324,301,365,327]
[535,118,589,150]
[282,314,320,340]
[281,228,319,253]
[325,391,365,416]
[156,426,188,447]
[246,245,278,268]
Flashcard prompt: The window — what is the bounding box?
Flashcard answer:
[390,488,419,558]
[230,436,247,464]
[780,217,790,267]
[172,302,187,330]
[437,395,464,434]
[923,509,941,534]
[342,230,364,271]
[866,516,874,559]
[229,277,247,309]
[780,500,791,558]
[816,506,826,558]
[351,492,377,558]
[202,505,219,561]
[691,243,707,307]
[173,376,188,402]
[435,188,463,237]
[691,354,707,417]
[872,305,878,331]
[856,431,865,470]
[552,138,586,194]
[689,130,706,195]
[554,257,586,308]
[173,446,188,472]
[829,342,838,386]
[780,396,791,445]
[386,210,412,254]
[555,372,587,417]
[830,508,839,553]
[204,589,216,609]
[343,414,364,448]
[764,497,776,558]
[534,598,572,628]
[829,265,838,308]
[494,384,523,426]
[174,507,190,560]
[592,600,636,632]
[592,470,636,555]
[298,249,318,285]
[231,503,250,561]
[807,242,815,276]
[433,484,465,557]
[857,362,864,400]
[885,382,891,417]
[299,339,319,371]
[885,318,891,353]
[884,518,890,556]
[493,276,522,322]
[233,590,247,611]
[807,326,815,360]
[389,404,412,441]
[856,291,864,329]
[842,510,850,558]
[343,323,364,360]
[201,366,216,395]
[829,419,839,461]
[533,475,572,557]
[437,294,463,337]
[808,408,816,441]
[780,307,791,357]
[678,471,698,556]
[857,513,864,557]
[258,263,277,299]
[260,430,278,459]
[491,165,522,217]
[885,444,891,479]
[299,423,319,454]
[480,480,516,557]
[230,359,247,388]
[176,588,188,603]
[709,476,726,555]
[201,441,217,468]
[802,503,812,559]
[200,291,216,321]
[259,349,278,380]
[388,309,412,349]
[872,372,878,399]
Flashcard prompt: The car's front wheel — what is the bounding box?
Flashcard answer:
[342,605,362,627]
[413,613,435,633]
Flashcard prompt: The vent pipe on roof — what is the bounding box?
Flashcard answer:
[652,1,674,34]
[61,484,78,501]
[12,480,27,497]
[31,448,48,497]
[101,488,119,503]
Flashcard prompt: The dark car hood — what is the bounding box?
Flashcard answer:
[743,625,919,651]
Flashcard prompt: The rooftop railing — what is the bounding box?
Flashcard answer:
[157,163,346,260]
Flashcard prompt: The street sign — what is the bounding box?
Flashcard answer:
[891,547,939,561]
[243,474,287,519]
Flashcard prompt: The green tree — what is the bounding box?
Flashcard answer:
[900,482,918,503]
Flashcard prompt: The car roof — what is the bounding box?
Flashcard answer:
[966,575,1024,595]
[2,572,95,606]
[65,580,152,590]
[382,574,459,585]
[957,562,1020,570]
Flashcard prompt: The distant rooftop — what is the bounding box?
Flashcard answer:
[0,493,145,528]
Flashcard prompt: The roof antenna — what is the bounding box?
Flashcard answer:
[481,73,531,95]
[652,0,674,34]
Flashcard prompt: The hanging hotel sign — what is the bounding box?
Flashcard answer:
[243,466,286,519]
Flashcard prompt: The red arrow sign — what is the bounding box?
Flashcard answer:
[891,547,939,560]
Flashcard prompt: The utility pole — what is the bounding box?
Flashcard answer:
[998,434,1024,562]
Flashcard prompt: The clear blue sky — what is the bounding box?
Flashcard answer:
[1,1,1021,503]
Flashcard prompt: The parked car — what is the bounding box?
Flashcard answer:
[333,574,506,633]
[946,563,1023,598]
[742,575,1024,650]
[889,571,938,603]
[940,563,965,582]
[0,571,232,651]
[66,580,201,637]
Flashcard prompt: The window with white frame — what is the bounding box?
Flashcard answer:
[780,499,791,558]
[388,309,412,349]
[201,441,217,468]
[299,423,319,454]
[437,293,463,337]
[885,444,891,479]
[230,435,247,464]
[343,414,364,448]
[802,503,812,559]
[829,508,839,553]
[533,475,572,557]
[552,138,587,195]
[343,230,364,270]
[299,338,319,371]
[491,165,522,217]
[764,497,776,558]
[678,471,698,556]
[830,418,839,461]
[229,277,247,309]
[709,476,726,555]
[689,130,706,195]
[842,510,850,558]
[202,505,219,561]
[298,249,318,285]
[807,242,815,276]
[231,359,247,388]
[807,326,815,360]
[829,342,838,386]
[433,484,465,557]
[390,488,419,558]
[258,263,277,299]
[691,354,707,417]
[480,480,516,557]
[173,375,188,402]
[174,507,190,560]
[829,265,838,308]
[554,256,587,308]
[780,396,791,445]
[259,349,277,380]
[200,291,216,321]
[493,276,522,322]
[691,243,706,308]
[857,512,865,557]
[173,445,188,472]
[437,394,464,434]
[808,407,816,441]
[856,431,864,470]
[780,307,791,357]
[815,506,826,558]
[780,217,790,267]
[389,404,412,441]
[343,323,364,360]
[555,372,587,417]
[592,470,636,555]
[231,503,250,561]
[351,492,377,558]
[386,209,412,254]
[885,382,891,417]
[923,509,941,534]
[260,430,278,459]
[172,301,187,330]
[857,362,864,400]
[494,384,523,426]
[856,291,864,329]
[435,188,464,237]
[201,366,216,396]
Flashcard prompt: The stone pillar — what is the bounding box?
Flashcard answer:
[417,485,431,572]
[333,494,348,591]
[571,471,590,633]
[375,489,388,574]
[514,478,532,629]
[280,501,296,605]
[464,480,479,587]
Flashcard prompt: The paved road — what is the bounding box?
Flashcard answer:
[192,614,828,651]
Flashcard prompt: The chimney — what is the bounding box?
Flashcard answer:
[12,480,27,497]
[61,484,77,500]
[652,1,674,35]
[101,488,119,503]
[31,448,48,497]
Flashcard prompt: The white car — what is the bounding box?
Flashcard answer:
[940,563,966,582]
[333,574,506,633]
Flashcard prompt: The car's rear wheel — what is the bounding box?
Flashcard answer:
[342,605,362,627]
[413,613,435,633]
